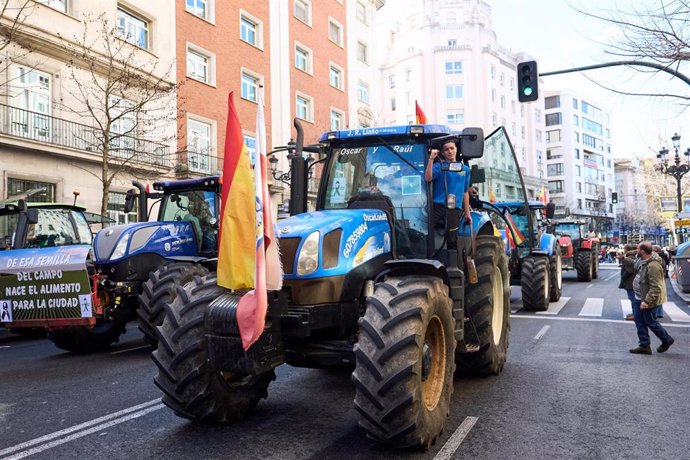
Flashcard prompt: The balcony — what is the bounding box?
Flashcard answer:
[0,103,172,168]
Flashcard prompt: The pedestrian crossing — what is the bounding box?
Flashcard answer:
[512,296,690,322]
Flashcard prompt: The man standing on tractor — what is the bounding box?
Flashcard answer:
[425,139,472,227]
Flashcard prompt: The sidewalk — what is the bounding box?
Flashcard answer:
[669,265,690,303]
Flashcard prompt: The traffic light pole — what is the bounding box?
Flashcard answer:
[540,60,690,88]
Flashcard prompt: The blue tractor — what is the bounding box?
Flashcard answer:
[487,200,561,311]
[152,121,529,448]
[46,176,221,352]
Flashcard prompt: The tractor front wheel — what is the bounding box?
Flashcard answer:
[575,250,593,281]
[521,256,550,312]
[352,275,455,449]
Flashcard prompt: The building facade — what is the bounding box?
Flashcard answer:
[374,0,546,200]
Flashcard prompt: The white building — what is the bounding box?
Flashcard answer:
[374,0,546,199]
[544,89,616,232]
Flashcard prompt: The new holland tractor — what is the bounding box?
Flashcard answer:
[152,121,529,449]
[77,176,221,352]
[549,219,599,282]
[486,200,561,311]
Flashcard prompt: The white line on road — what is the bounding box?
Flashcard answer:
[110,345,150,355]
[605,273,618,281]
[662,301,690,322]
[536,297,570,315]
[433,416,478,460]
[0,346,10,349]
[621,299,632,318]
[0,399,163,458]
[534,325,550,340]
[587,284,593,289]
[578,297,603,317]
[511,314,690,328]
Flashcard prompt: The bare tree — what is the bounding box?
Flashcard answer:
[57,13,179,216]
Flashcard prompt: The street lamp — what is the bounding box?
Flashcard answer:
[656,133,690,215]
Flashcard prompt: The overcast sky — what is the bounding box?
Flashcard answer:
[487,0,690,160]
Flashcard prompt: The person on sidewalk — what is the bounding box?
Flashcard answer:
[618,244,637,321]
[629,241,675,355]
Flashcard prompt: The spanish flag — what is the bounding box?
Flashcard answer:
[218,92,255,290]
[415,100,427,124]
[539,185,548,205]
[489,189,497,203]
[504,212,526,246]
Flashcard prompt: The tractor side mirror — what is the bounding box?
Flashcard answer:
[545,202,555,219]
[460,127,484,159]
[123,188,138,214]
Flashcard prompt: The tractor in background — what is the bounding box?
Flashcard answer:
[549,219,599,282]
[485,201,561,311]
[151,121,529,449]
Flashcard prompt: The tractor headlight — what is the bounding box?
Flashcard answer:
[109,233,130,260]
[296,231,320,275]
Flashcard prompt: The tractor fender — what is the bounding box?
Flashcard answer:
[459,211,495,238]
[581,239,593,250]
[538,233,556,256]
[375,259,450,287]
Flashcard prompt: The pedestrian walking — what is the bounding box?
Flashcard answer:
[618,244,637,321]
[629,241,675,355]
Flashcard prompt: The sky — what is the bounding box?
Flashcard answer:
[487,0,690,160]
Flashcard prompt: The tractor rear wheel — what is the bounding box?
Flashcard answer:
[138,262,209,348]
[575,250,593,281]
[457,236,510,376]
[549,245,562,302]
[520,256,550,311]
[352,275,455,449]
[48,320,127,353]
[152,274,274,422]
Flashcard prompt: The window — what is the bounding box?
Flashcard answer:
[576,182,582,193]
[296,93,312,121]
[490,65,495,79]
[9,65,51,140]
[37,0,67,13]
[545,96,560,109]
[446,84,463,99]
[389,74,395,89]
[573,114,579,127]
[547,163,564,176]
[295,43,312,73]
[108,192,138,225]
[240,14,259,47]
[358,81,369,104]
[500,73,504,86]
[447,38,457,47]
[294,0,311,25]
[548,180,564,193]
[546,129,561,143]
[406,68,412,82]
[445,61,462,75]
[575,148,580,159]
[572,98,578,110]
[491,89,496,103]
[329,19,343,46]
[500,95,505,108]
[6,178,55,202]
[447,112,464,125]
[241,71,259,102]
[357,41,368,64]
[187,119,212,173]
[109,96,136,156]
[545,113,562,126]
[117,8,149,49]
[356,1,367,24]
[330,109,344,130]
[390,98,396,111]
[576,165,581,176]
[492,112,497,126]
[187,48,210,84]
[186,0,209,21]
[329,64,343,90]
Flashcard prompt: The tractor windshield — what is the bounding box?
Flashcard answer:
[554,224,581,240]
[322,142,428,258]
[26,209,92,248]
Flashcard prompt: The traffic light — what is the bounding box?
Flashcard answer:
[517,61,539,102]
[612,192,618,204]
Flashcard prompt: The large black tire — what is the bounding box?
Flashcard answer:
[47,320,127,352]
[575,250,592,281]
[152,273,275,422]
[457,235,510,376]
[520,256,550,312]
[138,262,209,348]
[352,276,455,449]
[549,245,562,302]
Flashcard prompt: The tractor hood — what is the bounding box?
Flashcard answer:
[94,221,197,263]
[276,209,392,279]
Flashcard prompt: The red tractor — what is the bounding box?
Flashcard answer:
[549,219,599,281]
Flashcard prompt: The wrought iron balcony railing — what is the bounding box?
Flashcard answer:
[0,103,172,168]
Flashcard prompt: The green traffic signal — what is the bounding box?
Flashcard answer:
[523,87,533,96]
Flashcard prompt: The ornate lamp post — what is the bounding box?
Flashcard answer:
[657,133,690,214]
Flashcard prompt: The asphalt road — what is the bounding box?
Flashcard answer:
[1,263,688,459]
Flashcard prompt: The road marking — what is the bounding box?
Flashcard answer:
[536,297,570,315]
[0,346,10,349]
[621,299,632,318]
[605,273,618,281]
[110,345,150,355]
[433,416,478,460]
[578,298,603,317]
[511,315,690,328]
[587,284,593,289]
[662,301,690,322]
[534,325,550,340]
[0,399,163,459]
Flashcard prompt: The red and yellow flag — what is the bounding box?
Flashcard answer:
[415,100,427,124]
[234,92,284,349]
[218,92,255,290]
[504,212,526,246]
[539,186,548,205]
